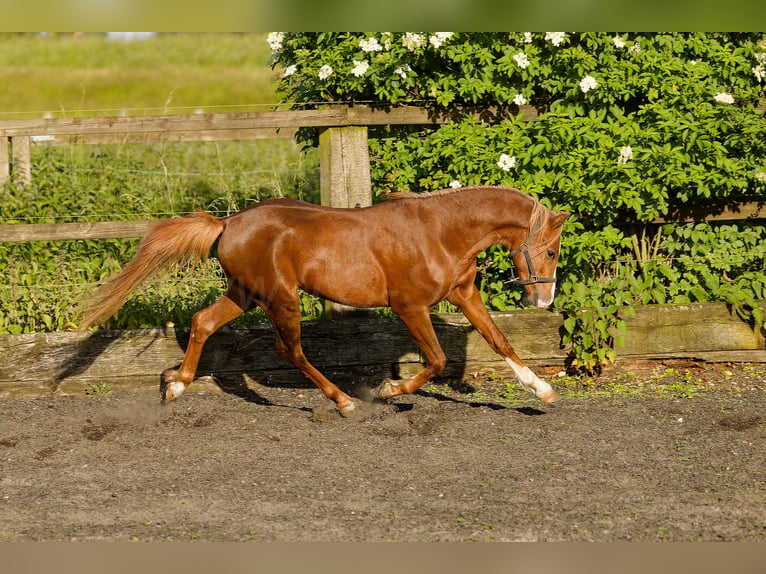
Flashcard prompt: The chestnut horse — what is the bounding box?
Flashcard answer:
[80,186,569,414]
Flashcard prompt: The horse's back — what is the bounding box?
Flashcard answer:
[217,199,398,306]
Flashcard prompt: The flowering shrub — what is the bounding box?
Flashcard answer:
[270,33,766,370]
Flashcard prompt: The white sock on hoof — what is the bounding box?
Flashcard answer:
[339,400,356,416]
[165,381,186,402]
[504,358,556,400]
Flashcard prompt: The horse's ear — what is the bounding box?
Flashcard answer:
[549,211,571,229]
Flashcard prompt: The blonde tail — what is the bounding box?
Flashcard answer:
[79,211,225,329]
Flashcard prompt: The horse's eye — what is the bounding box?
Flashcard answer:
[546,250,556,259]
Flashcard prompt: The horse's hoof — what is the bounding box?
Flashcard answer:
[164,381,187,403]
[373,379,399,400]
[538,389,561,404]
[338,399,357,417]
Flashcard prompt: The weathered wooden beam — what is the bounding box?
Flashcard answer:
[615,202,766,225]
[0,303,763,397]
[653,202,766,223]
[319,126,372,210]
[0,105,539,139]
[29,127,297,146]
[0,109,348,137]
[0,220,154,242]
[619,302,766,355]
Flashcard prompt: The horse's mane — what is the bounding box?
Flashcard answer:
[385,185,525,201]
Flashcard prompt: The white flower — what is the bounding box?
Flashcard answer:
[283,64,297,77]
[544,32,566,46]
[381,32,393,50]
[713,92,734,104]
[579,75,598,93]
[429,32,453,48]
[351,60,369,77]
[521,32,533,44]
[753,169,766,183]
[513,93,527,106]
[267,32,284,52]
[513,52,530,69]
[359,37,382,52]
[318,65,334,80]
[628,43,641,54]
[753,64,765,83]
[402,33,426,51]
[617,146,633,165]
[394,65,412,79]
[449,180,462,189]
[755,52,766,64]
[612,36,626,49]
[497,153,516,171]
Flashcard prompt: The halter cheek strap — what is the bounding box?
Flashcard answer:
[508,207,557,286]
[509,242,557,285]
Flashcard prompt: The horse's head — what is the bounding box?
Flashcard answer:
[510,207,570,309]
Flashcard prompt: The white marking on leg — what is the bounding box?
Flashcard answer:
[339,400,356,416]
[165,381,187,402]
[504,357,559,403]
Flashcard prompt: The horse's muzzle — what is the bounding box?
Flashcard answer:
[525,283,556,309]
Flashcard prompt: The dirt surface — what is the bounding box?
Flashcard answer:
[1,360,765,542]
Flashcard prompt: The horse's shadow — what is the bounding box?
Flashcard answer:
[55,315,540,416]
[189,315,531,414]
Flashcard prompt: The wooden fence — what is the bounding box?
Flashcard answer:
[0,105,479,241]
[1,104,764,244]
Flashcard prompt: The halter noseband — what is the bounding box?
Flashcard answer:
[508,205,558,286]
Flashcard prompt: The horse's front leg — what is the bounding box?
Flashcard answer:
[448,284,560,404]
[374,306,447,399]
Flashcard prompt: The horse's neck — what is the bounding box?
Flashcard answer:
[435,189,539,255]
[444,189,537,233]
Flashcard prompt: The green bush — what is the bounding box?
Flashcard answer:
[271,32,766,370]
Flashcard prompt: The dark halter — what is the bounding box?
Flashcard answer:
[508,206,558,286]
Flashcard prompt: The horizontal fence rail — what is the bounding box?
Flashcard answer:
[3,204,765,243]
[0,104,538,138]
[0,220,154,242]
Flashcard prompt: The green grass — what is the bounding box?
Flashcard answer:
[0,33,279,117]
[425,367,715,406]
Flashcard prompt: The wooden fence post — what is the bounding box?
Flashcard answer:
[11,136,31,186]
[319,125,372,210]
[318,124,374,318]
[0,137,9,185]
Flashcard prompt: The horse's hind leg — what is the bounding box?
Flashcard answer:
[162,293,245,402]
[264,297,357,415]
[374,306,447,399]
